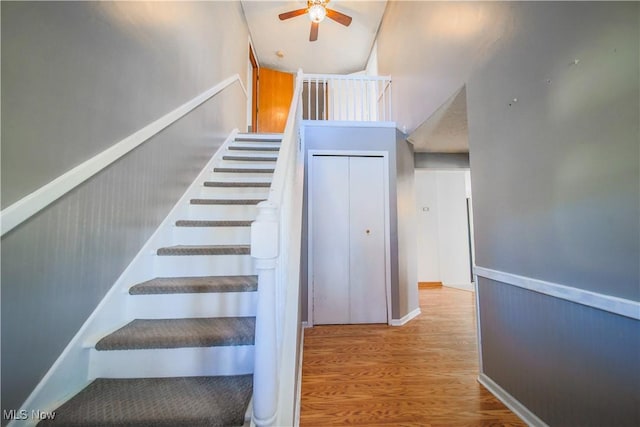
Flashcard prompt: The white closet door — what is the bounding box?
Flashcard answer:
[348,156,387,323]
[311,156,350,324]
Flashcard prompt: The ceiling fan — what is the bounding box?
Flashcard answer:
[279,0,352,42]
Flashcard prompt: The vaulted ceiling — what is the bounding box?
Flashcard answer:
[241,0,387,74]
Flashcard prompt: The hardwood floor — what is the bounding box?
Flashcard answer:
[300,287,525,426]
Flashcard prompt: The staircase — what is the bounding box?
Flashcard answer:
[39,133,281,426]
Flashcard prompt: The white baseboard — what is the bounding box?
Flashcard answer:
[478,373,548,427]
[11,129,239,427]
[443,282,475,292]
[293,325,305,427]
[389,307,421,326]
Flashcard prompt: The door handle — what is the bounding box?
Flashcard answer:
[366,229,371,235]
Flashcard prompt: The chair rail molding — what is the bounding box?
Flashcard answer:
[474,266,640,320]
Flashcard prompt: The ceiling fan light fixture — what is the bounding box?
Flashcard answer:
[308,4,326,23]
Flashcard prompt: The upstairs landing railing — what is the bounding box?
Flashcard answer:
[301,73,392,122]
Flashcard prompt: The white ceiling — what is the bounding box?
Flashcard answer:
[241,0,387,74]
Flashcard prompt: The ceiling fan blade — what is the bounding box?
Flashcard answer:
[310,22,319,42]
[326,8,352,26]
[279,8,308,20]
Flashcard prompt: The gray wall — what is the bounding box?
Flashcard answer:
[301,125,419,322]
[467,2,639,425]
[414,152,470,169]
[395,130,419,317]
[1,1,248,416]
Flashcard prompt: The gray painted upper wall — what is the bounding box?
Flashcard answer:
[1,1,247,208]
[414,153,470,169]
[467,2,639,301]
[394,130,419,317]
[1,1,248,416]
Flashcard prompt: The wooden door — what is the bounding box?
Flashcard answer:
[257,67,293,133]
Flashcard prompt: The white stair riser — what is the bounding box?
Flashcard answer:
[154,254,254,277]
[88,346,254,379]
[173,226,251,245]
[236,133,282,141]
[205,174,274,184]
[220,160,278,166]
[227,152,279,159]
[198,187,270,198]
[128,292,257,319]
[204,175,272,184]
[188,204,257,220]
[214,160,275,173]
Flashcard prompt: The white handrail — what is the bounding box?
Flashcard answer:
[1,74,247,236]
[251,69,305,427]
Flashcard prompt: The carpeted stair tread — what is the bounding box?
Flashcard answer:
[214,167,275,173]
[130,275,258,295]
[175,220,252,227]
[223,155,277,161]
[157,245,250,256]
[235,137,281,142]
[37,375,252,426]
[228,145,279,151]
[95,317,255,351]
[190,198,264,205]
[204,181,271,188]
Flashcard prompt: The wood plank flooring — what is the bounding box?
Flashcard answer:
[300,287,525,426]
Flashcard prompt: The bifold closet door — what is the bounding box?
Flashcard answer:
[311,156,350,324]
[311,155,387,325]
[348,156,386,324]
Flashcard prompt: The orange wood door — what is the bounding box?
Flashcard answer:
[258,67,293,133]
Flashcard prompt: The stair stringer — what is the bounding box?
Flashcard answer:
[10,128,241,427]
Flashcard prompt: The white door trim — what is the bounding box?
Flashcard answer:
[307,150,392,326]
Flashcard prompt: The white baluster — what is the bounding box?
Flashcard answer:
[307,79,313,120]
[360,78,365,121]
[315,78,319,121]
[388,80,392,122]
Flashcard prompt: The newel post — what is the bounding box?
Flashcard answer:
[251,201,279,427]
